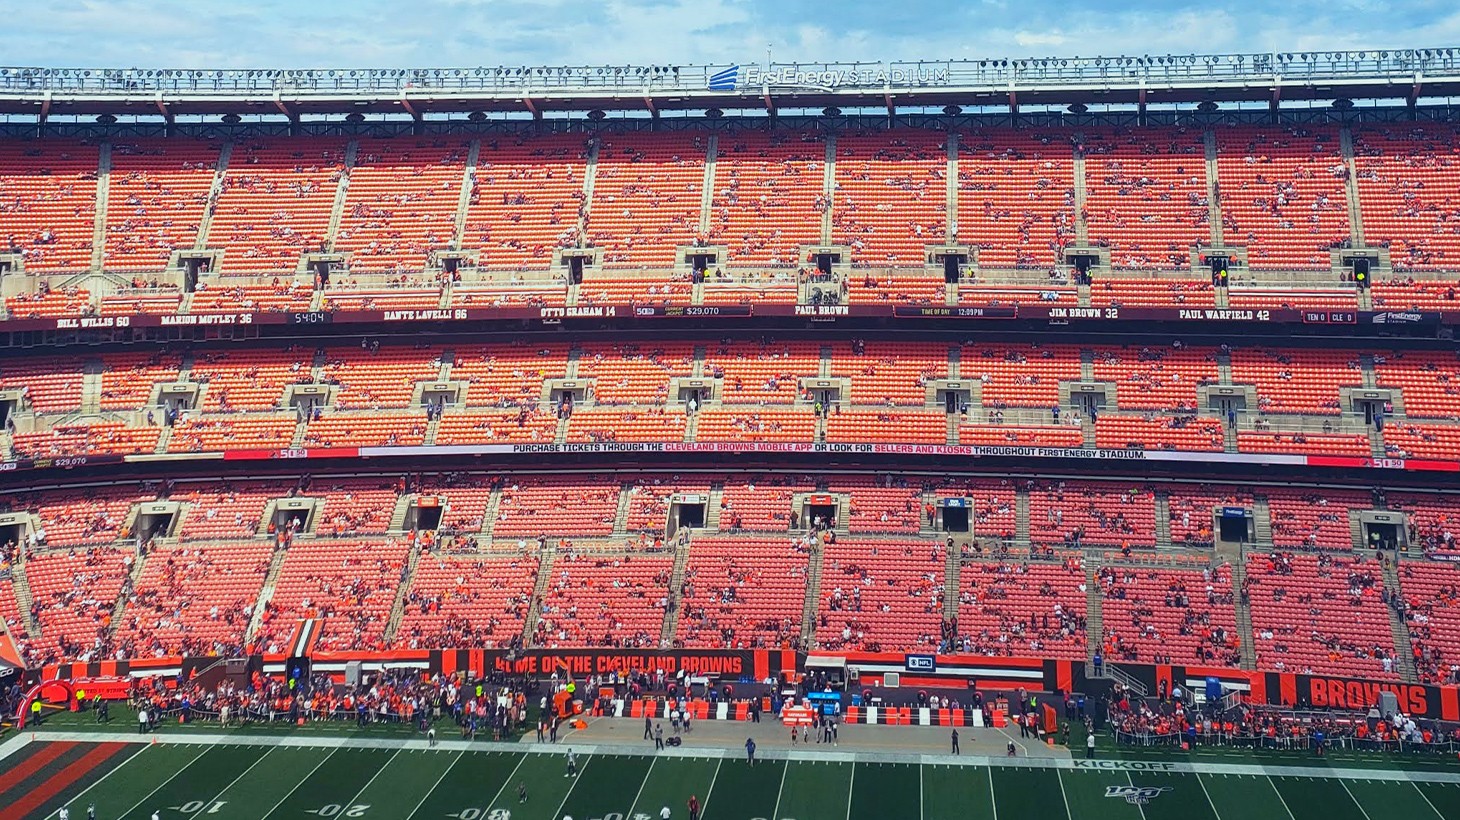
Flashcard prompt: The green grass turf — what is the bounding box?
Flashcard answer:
[990,767,1071,820]
[1057,769,1143,820]
[557,753,654,819]
[775,760,852,820]
[258,747,396,820]
[698,757,786,820]
[1345,780,1446,820]
[50,743,206,820]
[627,756,720,819]
[17,739,1460,820]
[1269,776,1368,820]
[118,745,264,820]
[407,749,522,819]
[849,762,918,820]
[1198,773,1299,820]
[921,763,995,820]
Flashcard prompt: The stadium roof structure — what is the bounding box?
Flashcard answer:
[4,47,1460,119]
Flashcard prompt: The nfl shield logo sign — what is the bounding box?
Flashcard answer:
[1104,786,1171,805]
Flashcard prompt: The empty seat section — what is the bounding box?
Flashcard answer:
[565,409,685,444]
[826,412,944,445]
[846,273,945,305]
[314,477,401,536]
[210,138,346,272]
[492,477,619,538]
[718,474,806,532]
[1028,481,1157,547]
[817,538,943,651]
[98,291,183,316]
[1372,350,1460,418]
[465,134,587,270]
[1213,126,1349,269]
[831,341,945,406]
[1227,288,1357,310]
[1371,279,1460,311]
[576,277,691,305]
[1166,485,1255,547]
[190,283,314,314]
[1230,348,1363,413]
[708,130,825,265]
[1399,561,1460,683]
[437,411,558,445]
[1388,491,1460,558]
[451,281,568,308]
[114,540,271,656]
[22,546,133,663]
[1092,345,1216,411]
[577,342,694,405]
[534,551,671,647]
[704,340,819,405]
[956,129,1076,268]
[677,536,808,648]
[99,351,183,410]
[191,348,310,412]
[1384,423,1460,459]
[832,130,947,264]
[1246,551,1397,678]
[1351,124,1460,271]
[169,414,297,452]
[104,139,219,270]
[1098,563,1240,666]
[961,424,1084,448]
[1082,127,1209,269]
[697,409,814,443]
[451,343,569,407]
[334,138,468,270]
[0,140,99,271]
[6,287,91,318]
[320,345,445,408]
[960,344,1081,407]
[1236,431,1369,457]
[832,476,921,534]
[28,488,141,546]
[956,284,1077,306]
[1089,278,1217,308]
[620,475,712,534]
[0,356,84,412]
[700,272,797,305]
[321,286,444,312]
[1266,488,1371,549]
[173,483,275,541]
[303,412,427,447]
[397,554,537,649]
[955,555,1087,659]
[12,423,160,459]
[258,537,409,652]
[589,132,707,268]
[1095,415,1223,451]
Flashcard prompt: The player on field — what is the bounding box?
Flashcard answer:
[565,748,578,777]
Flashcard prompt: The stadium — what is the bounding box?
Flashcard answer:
[1,46,1460,819]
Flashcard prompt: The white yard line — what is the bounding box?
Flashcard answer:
[322,747,402,820]
[1339,780,1376,820]
[193,747,276,818]
[1408,781,1448,820]
[1054,768,1074,820]
[845,762,856,820]
[253,747,336,820]
[550,755,592,820]
[403,748,466,819]
[771,756,790,820]
[1194,772,1227,820]
[111,744,209,820]
[626,756,658,818]
[987,765,999,820]
[41,744,157,820]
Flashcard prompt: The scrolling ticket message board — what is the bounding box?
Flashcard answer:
[1268,672,1460,720]
[489,649,798,682]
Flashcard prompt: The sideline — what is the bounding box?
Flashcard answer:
[6,730,1460,784]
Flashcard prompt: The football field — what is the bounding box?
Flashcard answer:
[4,733,1460,820]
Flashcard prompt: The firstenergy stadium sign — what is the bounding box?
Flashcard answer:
[712,65,953,91]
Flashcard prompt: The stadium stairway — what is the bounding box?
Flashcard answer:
[388,496,413,533]
[1203,131,1224,245]
[89,143,112,272]
[1015,489,1031,543]
[820,135,836,244]
[699,135,717,235]
[152,424,173,454]
[480,486,503,540]
[945,133,959,239]
[80,362,103,415]
[1072,142,1090,244]
[660,531,695,646]
[11,561,40,638]
[612,484,634,536]
[1083,553,1103,663]
[194,141,233,248]
[450,140,481,250]
[1251,495,1273,547]
[106,544,148,646]
[942,542,960,624]
[1227,555,1258,669]
[519,540,559,646]
[324,140,359,252]
[576,138,600,241]
[1154,491,1172,547]
[244,543,290,648]
[382,541,423,645]
[1380,556,1419,682]
[798,535,827,649]
[1339,127,1367,247]
[703,483,724,531]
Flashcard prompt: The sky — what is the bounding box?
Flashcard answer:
[2,0,1458,70]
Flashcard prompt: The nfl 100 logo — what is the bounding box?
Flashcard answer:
[1105,786,1172,805]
